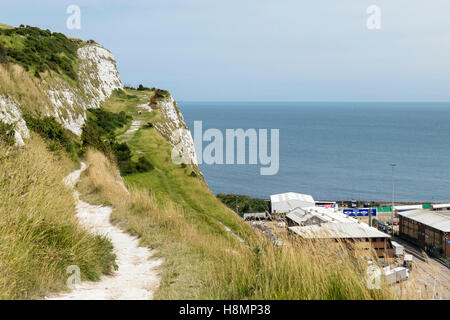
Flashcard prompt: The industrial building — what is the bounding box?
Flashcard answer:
[287,206,394,258]
[269,192,315,214]
[286,207,352,226]
[398,209,450,258]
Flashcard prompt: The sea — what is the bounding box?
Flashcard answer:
[179,102,450,202]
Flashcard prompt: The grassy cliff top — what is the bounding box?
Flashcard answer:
[0,23,13,30]
[0,24,85,80]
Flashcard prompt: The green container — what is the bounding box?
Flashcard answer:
[422,204,432,209]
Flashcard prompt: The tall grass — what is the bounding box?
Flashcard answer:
[0,64,52,116]
[0,136,116,299]
[80,149,403,300]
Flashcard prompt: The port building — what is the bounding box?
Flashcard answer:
[269,192,315,214]
[286,206,393,258]
[398,209,450,258]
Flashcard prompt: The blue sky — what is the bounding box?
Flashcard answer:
[1,0,450,101]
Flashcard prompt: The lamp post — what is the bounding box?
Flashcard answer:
[391,163,396,236]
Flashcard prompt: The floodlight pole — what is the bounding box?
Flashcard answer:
[391,163,397,236]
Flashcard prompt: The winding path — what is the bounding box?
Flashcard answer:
[120,120,144,142]
[46,163,162,300]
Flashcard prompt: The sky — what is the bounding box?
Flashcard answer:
[1,0,450,101]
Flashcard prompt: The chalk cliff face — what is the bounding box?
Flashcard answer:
[0,95,29,145]
[0,44,122,144]
[1,39,197,166]
[45,44,123,136]
[154,95,198,166]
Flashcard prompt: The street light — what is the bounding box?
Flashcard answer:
[391,163,397,236]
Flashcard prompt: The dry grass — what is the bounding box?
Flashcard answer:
[0,136,116,299]
[0,64,52,116]
[79,148,407,300]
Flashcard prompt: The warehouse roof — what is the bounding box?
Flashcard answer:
[398,210,450,232]
[289,222,390,239]
[286,206,356,225]
[270,192,314,204]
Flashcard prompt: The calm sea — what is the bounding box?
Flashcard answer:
[179,102,450,202]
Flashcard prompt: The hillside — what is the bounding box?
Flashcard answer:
[0,24,402,300]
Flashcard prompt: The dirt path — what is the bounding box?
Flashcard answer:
[119,120,144,142]
[46,163,162,300]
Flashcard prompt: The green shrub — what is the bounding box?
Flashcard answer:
[0,25,79,80]
[81,108,153,176]
[136,156,154,172]
[23,114,79,160]
[86,108,130,138]
[81,121,110,156]
[0,43,7,65]
[217,194,269,215]
[137,84,150,91]
[150,88,170,105]
[0,121,15,146]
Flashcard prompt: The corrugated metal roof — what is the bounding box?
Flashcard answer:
[270,192,315,204]
[398,209,450,232]
[289,222,391,239]
[286,206,357,225]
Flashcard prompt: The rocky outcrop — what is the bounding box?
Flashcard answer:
[0,95,29,145]
[45,44,123,136]
[0,43,122,142]
[154,95,198,166]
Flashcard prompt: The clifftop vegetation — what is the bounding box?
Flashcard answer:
[217,194,269,215]
[0,25,81,80]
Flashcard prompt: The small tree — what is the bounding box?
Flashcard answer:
[0,122,15,146]
[0,43,8,65]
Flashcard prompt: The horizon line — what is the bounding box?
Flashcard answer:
[176,100,450,103]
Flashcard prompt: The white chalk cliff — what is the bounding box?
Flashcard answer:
[45,44,123,136]
[153,95,198,166]
[1,41,197,167]
[0,44,122,143]
[0,95,30,145]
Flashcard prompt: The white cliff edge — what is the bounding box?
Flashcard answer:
[45,44,123,136]
[0,96,30,146]
[0,44,122,142]
[154,95,198,166]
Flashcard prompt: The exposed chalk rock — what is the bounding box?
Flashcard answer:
[154,95,197,165]
[44,44,123,136]
[0,95,30,146]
